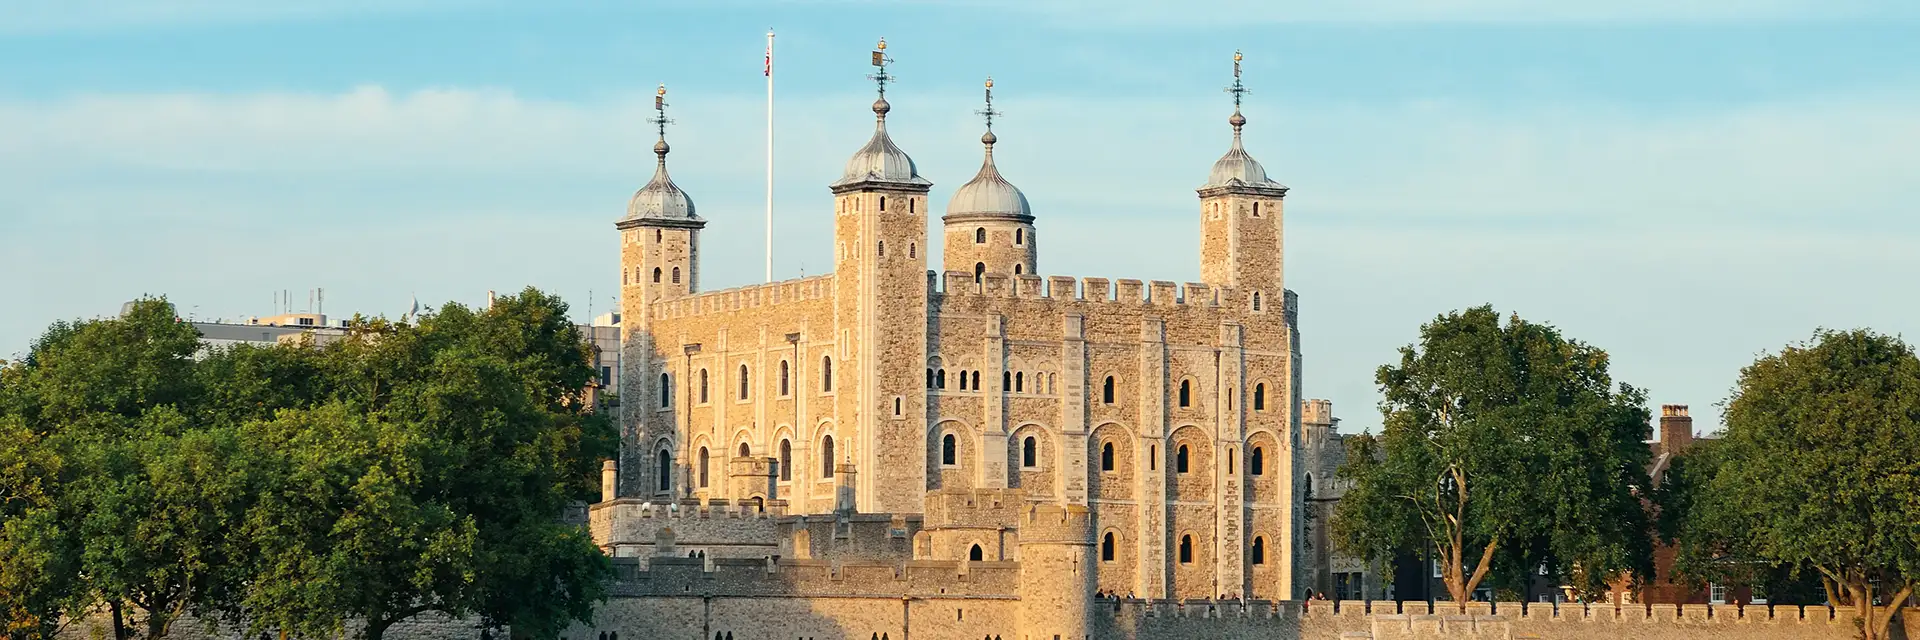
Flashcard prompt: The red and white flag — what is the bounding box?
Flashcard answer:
[764,38,772,77]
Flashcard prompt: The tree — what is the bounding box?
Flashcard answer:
[238,288,614,640]
[1672,329,1920,640]
[1331,306,1654,605]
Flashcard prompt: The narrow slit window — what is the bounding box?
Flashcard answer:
[1251,447,1264,476]
[1179,380,1191,407]
[822,436,836,478]
[1176,445,1190,473]
[1103,376,1115,404]
[1101,442,1115,471]
[1102,533,1116,561]
[699,368,709,403]
[942,434,957,465]
[1022,436,1037,468]
[739,364,749,400]
[779,360,791,396]
[1254,383,1265,411]
[975,227,986,244]
[1178,536,1193,563]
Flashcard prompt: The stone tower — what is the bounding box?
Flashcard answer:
[830,39,933,514]
[943,78,1036,283]
[1019,505,1095,639]
[617,84,705,498]
[1198,52,1288,314]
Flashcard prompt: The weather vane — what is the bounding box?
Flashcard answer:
[1224,50,1249,109]
[867,38,894,99]
[976,77,1001,131]
[650,83,673,139]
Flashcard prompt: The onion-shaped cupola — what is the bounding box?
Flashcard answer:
[1201,52,1288,194]
[625,84,703,223]
[832,39,931,191]
[943,77,1037,281]
[945,79,1031,221]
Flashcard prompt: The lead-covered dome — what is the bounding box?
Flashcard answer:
[625,139,700,222]
[946,131,1031,219]
[1202,110,1287,192]
[832,98,932,189]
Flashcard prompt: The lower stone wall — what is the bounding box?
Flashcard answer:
[54,599,1920,640]
[55,611,491,640]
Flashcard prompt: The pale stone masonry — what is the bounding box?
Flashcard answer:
[598,46,1306,637]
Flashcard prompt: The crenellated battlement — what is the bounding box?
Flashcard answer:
[603,555,1024,598]
[1018,503,1093,543]
[930,269,1255,310]
[648,274,835,320]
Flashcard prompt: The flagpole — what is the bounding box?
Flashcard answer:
[765,29,775,283]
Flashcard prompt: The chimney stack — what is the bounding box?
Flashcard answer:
[1659,404,1694,454]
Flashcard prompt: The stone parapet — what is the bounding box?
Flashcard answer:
[648,274,835,320]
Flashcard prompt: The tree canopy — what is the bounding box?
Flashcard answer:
[0,289,615,640]
[1664,329,1920,640]
[1331,305,1654,604]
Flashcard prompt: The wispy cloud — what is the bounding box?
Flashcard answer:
[4,84,1916,430]
[7,0,1912,35]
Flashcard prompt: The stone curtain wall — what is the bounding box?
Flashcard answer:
[58,599,1918,640]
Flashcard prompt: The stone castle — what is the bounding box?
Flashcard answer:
[592,42,1309,638]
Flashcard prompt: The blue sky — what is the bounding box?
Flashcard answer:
[3,0,1917,434]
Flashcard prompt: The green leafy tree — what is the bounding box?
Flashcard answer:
[1671,329,1920,640]
[1331,306,1654,605]
[239,288,614,640]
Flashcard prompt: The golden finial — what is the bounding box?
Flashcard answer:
[1234,50,1243,63]
[984,77,994,89]
[656,83,666,96]
[877,37,887,51]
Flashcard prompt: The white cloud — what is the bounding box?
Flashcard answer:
[5,0,1911,35]
[4,85,1917,432]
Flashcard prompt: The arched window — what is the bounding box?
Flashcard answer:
[958,370,969,391]
[822,436,835,478]
[1178,535,1193,563]
[942,433,957,466]
[937,369,947,389]
[1013,264,1022,275]
[652,267,662,283]
[1022,436,1037,468]
[974,262,985,284]
[1252,291,1262,311]
[778,440,792,481]
[1015,228,1024,245]
[738,442,750,458]
[971,371,981,389]
[1178,380,1191,407]
[877,240,885,257]
[969,545,984,561]
[879,196,887,210]
[738,364,749,400]
[1102,533,1116,561]
[1102,376,1115,404]
[821,356,833,392]
[1227,448,1235,474]
[698,447,710,488]
[975,227,986,244]
[655,229,662,242]
[672,267,681,284]
[1101,442,1115,471]
[1251,446,1264,476]
[1305,474,1314,498]
[927,368,935,388]
[699,368,709,403]
[779,360,791,396]
[657,449,672,492]
[909,243,916,258]
[1251,536,1266,565]
[1253,201,1261,217]
[1003,370,1011,392]
[1014,372,1024,392]
[659,372,671,407]
[1176,445,1190,473]
[1253,383,1265,411]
